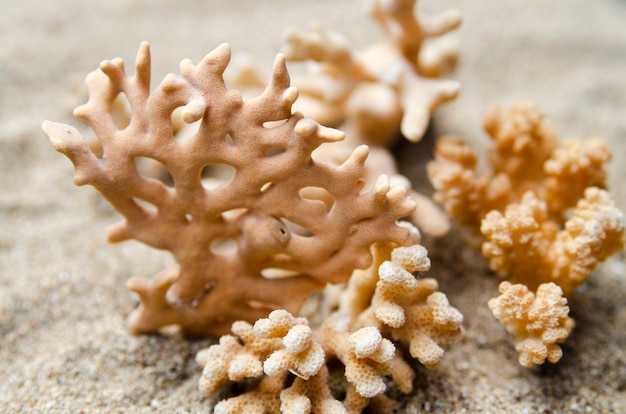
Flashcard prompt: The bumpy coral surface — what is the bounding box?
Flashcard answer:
[428,100,624,366]
[481,188,624,295]
[489,282,575,367]
[42,42,416,337]
[196,241,463,412]
[427,100,613,230]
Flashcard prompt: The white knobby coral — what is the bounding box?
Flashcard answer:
[196,241,463,412]
[489,282,575,367]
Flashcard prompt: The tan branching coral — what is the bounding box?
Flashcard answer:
[197,238,463,412]
[428,100,624,366]
[488,282,575,368]
[42,42,417,337]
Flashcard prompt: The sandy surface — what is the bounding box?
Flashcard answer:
[1,0,625,412]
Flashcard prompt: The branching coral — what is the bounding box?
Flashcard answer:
[428,100,624,366]
[42,42,417,337]
[197,237,463,412]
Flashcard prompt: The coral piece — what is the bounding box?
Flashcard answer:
[489,282,575,367]
[279,365,349,414]
[196,320,278,395]
[210,375,284,414]
[254,310,325,380]
[42,42,417,337]
[319,319,398,399]
[543,137,612,213]
[428,100,624,366]
[343,243,464,369]
[197,238,463,412]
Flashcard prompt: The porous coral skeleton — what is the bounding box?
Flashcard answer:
[428,100,625,366]
[42,42,417,337]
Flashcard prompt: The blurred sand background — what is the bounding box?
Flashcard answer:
[1,0,625,412]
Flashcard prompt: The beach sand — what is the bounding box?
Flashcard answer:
[1,0,625,412]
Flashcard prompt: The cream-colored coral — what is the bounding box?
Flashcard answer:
[318,315,401,399]
[345,243,463,369]
[43,42,417,337]
[279,365,348,414]
[254,310,325,380]
[489,281,575,367]
[389,282,464,368]
[372,244,431,328]
[211,374,284,414]
[340,241,463,375]
[196,240,461,412]
[196,320,279,395]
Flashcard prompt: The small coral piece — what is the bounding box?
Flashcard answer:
[196,320,277,395]
[43,42,417,337]
[197,238,463,412]
[428,100,624,366]
[344,243,464,369]
[489,282,575,367]
[319,320,398,399]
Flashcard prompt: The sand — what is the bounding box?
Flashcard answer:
[1,0,625,412]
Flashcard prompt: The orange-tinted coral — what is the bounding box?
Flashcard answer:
[429,100,624,366]
[428,100,613,230]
